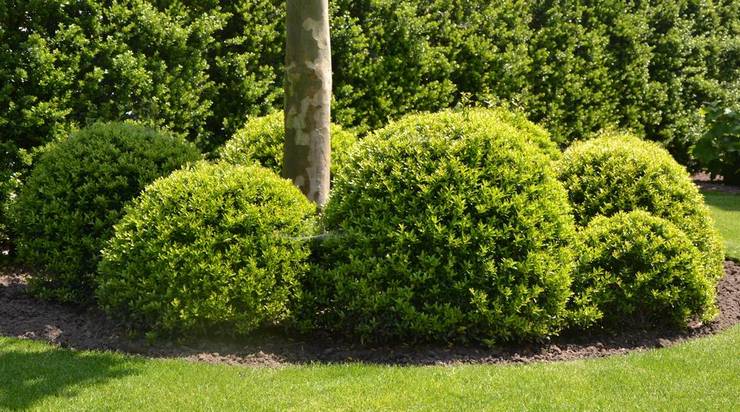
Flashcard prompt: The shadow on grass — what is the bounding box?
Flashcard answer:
[0,344,141,410]
[702,191,740,212]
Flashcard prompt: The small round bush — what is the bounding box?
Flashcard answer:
[9,122,201,304]
[300,109,576,343]
[558,132,725,282]
[97,162,317,336]
[218,111,358,176]
[571,211,717,328]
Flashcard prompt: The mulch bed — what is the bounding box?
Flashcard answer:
[1,261,739,367]
[693,172,740,194]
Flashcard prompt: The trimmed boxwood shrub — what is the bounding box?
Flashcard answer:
[97,162,317,336]
[217,111,357,176]
[9,122,201,304]
[571,211,717,328]
[299,109,576,344]
[557,132,725,283]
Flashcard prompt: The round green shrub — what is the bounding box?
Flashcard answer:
[217,111,358,177]
[571,211,717,328]
[9,122,201,304]
[468,107,561,161]
[300,109,576,343]
[97,162,317,336]
[558,132,725,282]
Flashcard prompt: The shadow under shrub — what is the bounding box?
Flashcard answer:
[298,109,575,344]
[9,122,201,304]
[570,211,717,328]
[97,162,317,336]
[557,132,725,283]
[217,111,357,177]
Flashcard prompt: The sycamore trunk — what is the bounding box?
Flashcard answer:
[283,0,332,207]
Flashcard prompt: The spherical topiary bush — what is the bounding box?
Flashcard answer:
[218,111,358,176]
[300,109,576,343]
[465,107,562,161]
[97,162,317,336]
[557,132,725,282]
[9,122,201,304]
[571,211,717,328]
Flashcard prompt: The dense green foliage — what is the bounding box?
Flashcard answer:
[9,122,201,304]
[693,102,740,184]
[97,162,317,336]
[0,170,16,248]
[300,110,576,343]
[217,111,357,176]
[558,133,725,283]
[571,211,717,328]
[2,0,737,185]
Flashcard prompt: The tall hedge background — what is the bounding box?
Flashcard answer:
[2,0,738,177]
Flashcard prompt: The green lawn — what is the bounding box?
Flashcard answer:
[1,327,739,411]
[703,191,740,260]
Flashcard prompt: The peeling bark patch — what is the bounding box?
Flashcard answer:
[284,0,332,206]
[302,18,327,47]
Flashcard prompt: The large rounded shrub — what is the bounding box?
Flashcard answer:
[558,132,725,282]
[571,211,717,328]
[97,162,317,336]
[300,109,576,343]
[217,111,358,177]
[9,122,201,304]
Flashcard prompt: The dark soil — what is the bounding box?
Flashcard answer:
[693,172,740,194]
[1,261,739,367]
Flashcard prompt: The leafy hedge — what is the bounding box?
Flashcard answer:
[557,132,725,284]
[9,122,201,304]
[571,211,717,328]
[299,110,576,343]
[693,102,740,185]
[2,0,737,182]
[97,162,317,336]
[217,111,357,177]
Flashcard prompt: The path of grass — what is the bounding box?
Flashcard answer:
[703,191,740,260]
[1,326,739,411]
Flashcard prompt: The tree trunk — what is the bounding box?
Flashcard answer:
[283,0,332,207]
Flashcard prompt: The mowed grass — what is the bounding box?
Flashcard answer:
[1,326,739,412]
[703,191,740,260]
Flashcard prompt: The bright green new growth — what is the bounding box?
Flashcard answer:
[465,107,562,161]
[97,162,317,336]
[9,122,201,304]
[571,211,717,328]
[558,132,725,283]
[218,111,357,177]
[300,109,575,343]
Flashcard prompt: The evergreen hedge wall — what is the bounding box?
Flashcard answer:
[2,0,738,169]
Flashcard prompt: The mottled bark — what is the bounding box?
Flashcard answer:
[283,0,332,207]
